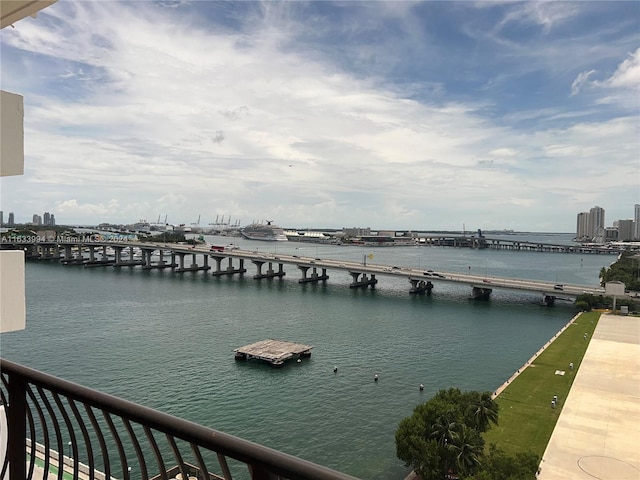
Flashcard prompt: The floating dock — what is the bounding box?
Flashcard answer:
[234,339,312,366]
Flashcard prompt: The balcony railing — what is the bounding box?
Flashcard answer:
[1,359,359,480]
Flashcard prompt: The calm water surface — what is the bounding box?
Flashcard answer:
[0,234,614,479]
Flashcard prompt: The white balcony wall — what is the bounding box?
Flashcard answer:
[0,250,26,333]
[0,90,24,177]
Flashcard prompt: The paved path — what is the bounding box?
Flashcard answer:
[538,313,640,480]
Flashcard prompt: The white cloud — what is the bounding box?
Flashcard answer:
[1,1,637,231]
[605,47,640,89]
[571,48,640,101]
[55,199,120,216]
[496,1,580,34]
[571,70,596,96]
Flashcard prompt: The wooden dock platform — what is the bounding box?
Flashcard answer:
[234,339,313,366]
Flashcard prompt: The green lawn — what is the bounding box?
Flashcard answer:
[482,311,601,457]
[31,454,76,480]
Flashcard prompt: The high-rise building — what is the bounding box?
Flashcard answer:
[604,227,618,241]
[614,219,634,241]
[8,212,15,226]
[635,204,640,241]
[0,210,3,227]
[50,214,56,226]
[588,206,605,242]
[43,211,51,226]
[576,212,589,240]
[32,214,42,225]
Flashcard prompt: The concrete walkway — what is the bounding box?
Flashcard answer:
[538,313,640,479]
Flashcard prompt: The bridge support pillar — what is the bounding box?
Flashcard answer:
[211,256,224,274]
[40,244,60,260]
[40,245,49,259]
[113,246,123,265]
[349,272,377,289]
[541,294,556,306]
[471,287,492,300]
[113,246,144,267]
[61,244,85,265]
[141,248,160,269]
[175,252,210,272]
[252,261,285,279]
[210,256,246,276]
[152,248,176,269]
[23,244,38,259]
[143,249,152,268]
[409,279,433,294]
[85,244,114,267]
[61,245,72,262]
[298,266,329,284]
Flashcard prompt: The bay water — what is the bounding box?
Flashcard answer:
[0,233,614,479]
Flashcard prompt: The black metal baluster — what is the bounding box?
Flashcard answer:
[122,418,149,479]
[216,453,234,480]
[85,405,112,480]
[0,373,10,480]
[144,426,169,480]
[166,434,190,480]
[27,385,52,480]
[6,371,26,480]
[25,395,36,480]
[51,392,79,479]
[36,386,65,480]
[102,410,130,480]
[190,443,211,480]
[69,398,95,480]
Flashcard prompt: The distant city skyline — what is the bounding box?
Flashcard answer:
[1,1,638,231]
[3,203,640,239]
[576,204,639,242]
[0,210,55,227]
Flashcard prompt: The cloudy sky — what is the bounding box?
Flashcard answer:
[1,1,638,231]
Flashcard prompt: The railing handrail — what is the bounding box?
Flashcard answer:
[1,358,360,480]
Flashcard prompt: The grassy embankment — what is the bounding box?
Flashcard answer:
[483,311,601,458]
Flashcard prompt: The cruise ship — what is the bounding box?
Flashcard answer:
[240,221,288,241]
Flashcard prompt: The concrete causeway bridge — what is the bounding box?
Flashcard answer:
[4,240,607,305]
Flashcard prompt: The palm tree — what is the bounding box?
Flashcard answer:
[430,414,456,446]
[467,391,498,432]
[447,424,483,476]
[430,414,458,477]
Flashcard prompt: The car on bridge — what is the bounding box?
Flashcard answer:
[554,284,564,290]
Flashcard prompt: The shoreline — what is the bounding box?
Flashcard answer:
[491,311,583,400]
[403,311,589,480]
